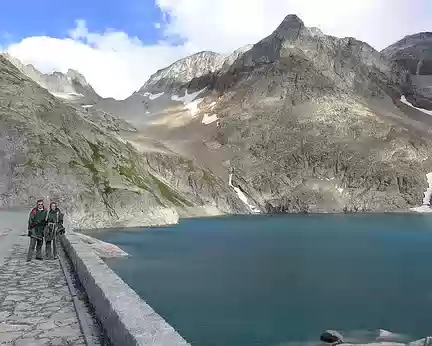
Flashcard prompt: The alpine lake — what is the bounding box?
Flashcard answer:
[86,213,432,346]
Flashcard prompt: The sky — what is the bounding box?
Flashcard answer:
[0,0,431,99]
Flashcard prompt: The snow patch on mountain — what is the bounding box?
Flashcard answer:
[401,95,432,115]
[422,172,432,205]
[228,173,261,214]
[411,172,432,212]
[142,91,164,100]
[51,92,84,100]
[171,88,206,103]
[202,113,218,125]
[185,98,204,116]
[171,88,207,116]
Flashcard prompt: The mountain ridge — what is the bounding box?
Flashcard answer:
[120,14,432,213]
[3,14,432,224]
[381,31,432,110]
[2,52,102,106]
[0,54,248,228]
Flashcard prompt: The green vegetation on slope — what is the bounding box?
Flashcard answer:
[149,173,193,207]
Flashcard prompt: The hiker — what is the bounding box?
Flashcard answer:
[44,201,65,260]
[27,199,48,261]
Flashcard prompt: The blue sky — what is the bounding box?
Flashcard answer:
[1,0,431,99]
[0,0,165,45]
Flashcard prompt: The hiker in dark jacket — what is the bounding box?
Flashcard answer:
[27,199,48,261]
[44,201,65,260]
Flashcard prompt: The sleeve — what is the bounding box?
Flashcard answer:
[28,210,35,230]
[42,211,48,227]
[58,212,64,226]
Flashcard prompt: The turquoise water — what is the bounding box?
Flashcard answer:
[89,214,432,346]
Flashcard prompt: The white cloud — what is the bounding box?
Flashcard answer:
[156,0,431,52]
[4,0,432,99]
[5,21,194,99]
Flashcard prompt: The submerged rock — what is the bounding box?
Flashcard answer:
[341,343,405,345]
[75,232,128,259]
[377,330,407,342]
[319,330,431,346]
[409,337,432,346]
[320,330,344,345]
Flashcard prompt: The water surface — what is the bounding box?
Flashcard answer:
[88,214,432,346]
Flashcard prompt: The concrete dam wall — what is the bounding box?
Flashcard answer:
[61,229,190,346]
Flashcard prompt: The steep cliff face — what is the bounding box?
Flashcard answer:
[382,32,432,110]
[134,15,432,213]
[0,56,247,228]
[2,53,101,106]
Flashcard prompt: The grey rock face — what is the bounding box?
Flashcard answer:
[221,45,254,71]
[141,51,226,93]
[320,330,344,344]
[382,32,432,110]
[0,56,247,228]
[134,14,432,214]
[211,17,432,213]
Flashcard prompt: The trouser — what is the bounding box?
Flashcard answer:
[27,237,43,261]
[45,238,58,259]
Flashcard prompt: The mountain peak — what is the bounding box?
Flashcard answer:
[281,14,304,25]
[140,51,226,92]
[274,14,305,39]
[401,32,432,42]
[2,54,100,104]
[66,69,89,86]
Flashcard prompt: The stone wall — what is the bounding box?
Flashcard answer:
[60,230,190,346]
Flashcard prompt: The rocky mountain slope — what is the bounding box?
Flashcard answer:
[0,55,247,228]
[382,32,432,110]
[3,14,432,224]
[96,46,253,123]
[110,14,432,213]
[2,53,101,106]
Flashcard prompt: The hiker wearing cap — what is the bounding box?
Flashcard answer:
[27,199,48,261]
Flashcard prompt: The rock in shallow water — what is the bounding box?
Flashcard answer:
[320,330,344,344]
[74,232,128,258]
[319,330,432,346]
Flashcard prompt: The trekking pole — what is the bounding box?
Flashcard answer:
[54,224,57,258]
